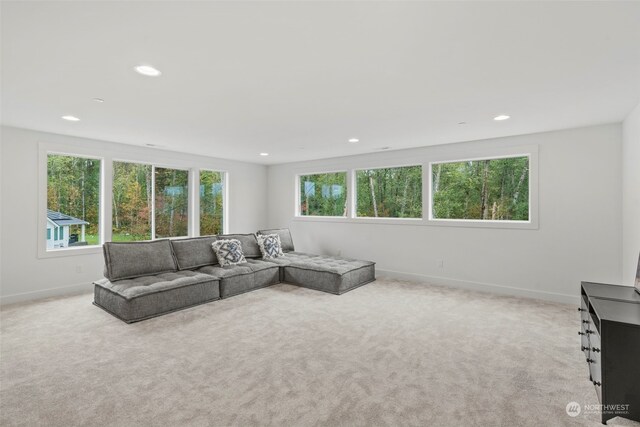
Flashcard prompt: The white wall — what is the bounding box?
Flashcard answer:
[622,102,640,284]
[0,126,269,304]
[267,125,623,304]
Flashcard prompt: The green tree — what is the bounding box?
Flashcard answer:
[200,170,224,235]
[299,173,347,216]
[432,157,529,220]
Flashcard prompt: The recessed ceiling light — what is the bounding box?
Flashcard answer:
[93,98,105,103]
[61,115,80,122]
[260,152,269,156]
[134,65,161,77]
[458,121,467,125]
[494,115,510,121]
[348,138,359,143]
[380,146,391,150]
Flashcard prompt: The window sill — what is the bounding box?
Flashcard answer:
[292,216,539,229]
[38,245,103,259]
[293,216,424,226]
[425,218,538,230]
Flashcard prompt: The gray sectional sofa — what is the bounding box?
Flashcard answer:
[93,229,375,323]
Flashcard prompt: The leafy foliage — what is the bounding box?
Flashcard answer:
[155,167,189,238]
[356,166,422,218]
[200,170,224,235]
[47,155,101,242]
[432,156,529,220]
[299,172,347,216]
[112,162,152,241]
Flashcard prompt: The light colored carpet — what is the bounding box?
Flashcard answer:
[1,278,638,427]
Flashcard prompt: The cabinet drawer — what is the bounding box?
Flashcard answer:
[579,299,591,357]
[588,331,602,403]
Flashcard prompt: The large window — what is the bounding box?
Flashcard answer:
[298,172,347,216]
[431,155,529,221]
[154,167,189,238]
[355,166,422,218]
[47,154,101,249]
[43,147,230,255]
[200,170,224,235]
[112,162,152,241]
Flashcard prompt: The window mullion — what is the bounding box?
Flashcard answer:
[151,165,156,240]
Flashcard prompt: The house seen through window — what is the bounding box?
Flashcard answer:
[47,154,101,249]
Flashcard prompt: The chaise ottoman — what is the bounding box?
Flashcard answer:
[257,229,376,295]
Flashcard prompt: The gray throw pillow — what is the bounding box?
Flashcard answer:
[257,228,294,252]
[211,239,247,267]
[257,234,285,259]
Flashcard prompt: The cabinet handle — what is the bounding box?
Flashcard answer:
[586,330,594,334]
[578,332,585,336]
[582,320,590,324]
[591,347,600,353]
[578,308,584,312]
[593,381,601,386]
[581,346,589,351]
[586,358,595,363]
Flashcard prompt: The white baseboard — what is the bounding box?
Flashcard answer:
[376,269,579,306]
[0,282,93,306]
[1,271,579,306]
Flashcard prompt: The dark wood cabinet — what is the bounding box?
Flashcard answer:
[580,282,640,424]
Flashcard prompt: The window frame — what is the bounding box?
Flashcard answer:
[38,141,230,259]
[292,145,538,229]
[353,164,424,220]
[295,170,350,218]
[426,148,538,229]
[39,147,105,258]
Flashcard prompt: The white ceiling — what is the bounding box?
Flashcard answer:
[2,1,640,165]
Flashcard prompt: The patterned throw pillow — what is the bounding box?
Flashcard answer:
[211,239,247,266]
[256,234,285,259]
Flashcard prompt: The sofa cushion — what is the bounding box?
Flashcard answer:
[93,271,220,323]
[212,239,247,266]
[170,236,218,270]
[197,259,280,298]
[216,233,261,258]
[257,234,284,259]
[257,228,294,252]
[103,240,177,281]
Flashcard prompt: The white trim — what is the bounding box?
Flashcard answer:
[151,165,156,240]
[222,171,229,234]
[0,281,93,306]
[376,269,578,305]
[101,157,111,243]
[189,168,198,237]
